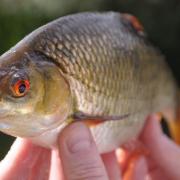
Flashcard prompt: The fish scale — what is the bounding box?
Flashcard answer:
[0,12,178,152]
[34,13,176,116]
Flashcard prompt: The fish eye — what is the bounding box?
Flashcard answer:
[122,14,144,35]
[11,79,30,97]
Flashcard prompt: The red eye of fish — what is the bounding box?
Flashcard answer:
[122,14,144,33]
[12,80,30,97]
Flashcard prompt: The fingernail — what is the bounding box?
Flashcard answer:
[66,123,92,153]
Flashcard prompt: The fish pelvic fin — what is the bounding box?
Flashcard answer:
[72,111,130,127]
[162,100,180,145]
[168,107,180,144]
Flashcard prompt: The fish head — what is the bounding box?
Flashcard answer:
[0,47,72,139]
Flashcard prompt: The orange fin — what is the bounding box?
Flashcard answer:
[162,107,180,144]
[84,120,103,127]
[72,111,130,127]
[169,107,180,144]
[72,111,131,127]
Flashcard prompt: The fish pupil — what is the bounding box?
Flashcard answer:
[19,84,26,94]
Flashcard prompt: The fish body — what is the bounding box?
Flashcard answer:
[0,12,178,153]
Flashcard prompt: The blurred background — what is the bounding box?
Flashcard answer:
[0,0,180,159]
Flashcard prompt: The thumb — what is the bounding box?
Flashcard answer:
[58,122,109,180]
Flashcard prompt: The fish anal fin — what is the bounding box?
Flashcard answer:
[162,107,180,144]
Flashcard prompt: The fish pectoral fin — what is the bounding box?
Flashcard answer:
[72,111,130,127]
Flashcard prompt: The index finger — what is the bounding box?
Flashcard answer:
[0,138,51,180]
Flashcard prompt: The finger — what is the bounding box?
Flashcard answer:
[123,156,148,180]
[49,148,65,180]
[140,115,180,180]
[101,151,121,180]
[145,154,170,180]
[116,148,130,173]
[0,138,51,180]
[116,141,148,175]
[58,122,109,180]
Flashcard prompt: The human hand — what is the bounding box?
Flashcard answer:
[0,115,180,180]
[0,122,121,180]
[118,115,180,180]
[138,115,180,180]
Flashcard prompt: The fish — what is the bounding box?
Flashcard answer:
[0,12,179,153]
